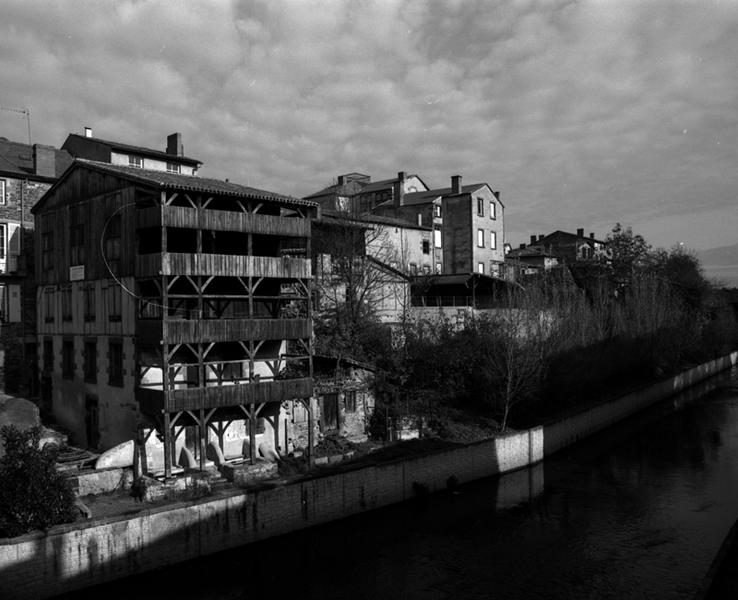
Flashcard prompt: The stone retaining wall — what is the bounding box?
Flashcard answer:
[1,351,735,600]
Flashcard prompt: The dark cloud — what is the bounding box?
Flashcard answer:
[1,0,736,249]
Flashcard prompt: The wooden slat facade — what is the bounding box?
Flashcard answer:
[136,205,311,236]
[137,377,313,412]
[137,253,311,278]
[137,318,311,344]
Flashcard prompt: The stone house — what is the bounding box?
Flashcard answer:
[0,137,72,393]
[33,159,316,477]
[289,355,375,448]
[523,229,609,264]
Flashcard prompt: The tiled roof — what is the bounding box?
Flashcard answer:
[64,133,202,165]
[0,138,73,180]
[319,209,430,230]
[506,246,556,259]
[536,230,607,245]
[61,160,317,207]
[375,183,492,208]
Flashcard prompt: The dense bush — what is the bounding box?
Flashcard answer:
[0,426,76,538]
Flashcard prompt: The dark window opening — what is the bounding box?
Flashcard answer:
[84,340,97,383]
[62,339,74,379]
[108,341,124,387]
[422,239,430,254]
[43,338,53,372]
[85,395,100,449]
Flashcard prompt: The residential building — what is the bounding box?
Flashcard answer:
[304,171,429,214]
[33,159,316,477]
[305,172,505,277]
[0,137,72,393]
[62,128,201,176]
[504,245,560,276]
[523,229,609,264]
[312,210,413,324]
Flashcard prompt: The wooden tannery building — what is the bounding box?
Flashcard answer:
[32,159,316,477]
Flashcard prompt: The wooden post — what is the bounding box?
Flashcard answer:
[248,404,257,465]
[199,408,206,472]
[163,412,172,479]
[307,397,314,467]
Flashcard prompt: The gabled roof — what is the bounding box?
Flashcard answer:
[32,159,316,214]
[534,230,607,245]
[62,133,202,166]
[506,246,557,259]
[0,138,73,181]
[319,209,430,231]
[377,182,501,208]
[303,179,365,200]
[367,255,411,280]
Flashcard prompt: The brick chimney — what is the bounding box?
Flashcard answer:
[577,228,584,238]
[451,174,462,194]
[33,144,56,178]
[530,235,537,245]
[84,126,93,138]
[590,232,595,239]
[538,234,545,242]
[494,190,501,201]
[337,175,346,186]
[393,171,406,207]
[167,132,183,156]
[519,243,526,249]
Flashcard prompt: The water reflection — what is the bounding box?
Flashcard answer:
[58,368,738,600]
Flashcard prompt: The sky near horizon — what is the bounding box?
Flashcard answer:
[1,0,737,251]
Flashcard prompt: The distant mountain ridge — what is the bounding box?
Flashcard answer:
[697,243,738,267]
[697,243,738,287]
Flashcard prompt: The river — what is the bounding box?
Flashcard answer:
[58,368,738,599]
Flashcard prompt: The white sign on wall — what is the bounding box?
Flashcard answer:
[69,265,85,281]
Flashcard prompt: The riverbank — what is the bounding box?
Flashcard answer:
[1,351,736,600]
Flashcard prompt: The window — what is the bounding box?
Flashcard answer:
[70,205,86,266]
[477,197,484,216]
[166,162,180,174]
[478,262,485,274]
[44,288,54,323]
[62,339,74,379]
[42,230,54,272]
[434,204,441,218]
[108,340,124,386]
[43,338,54,372]
[128,155,143,168]
[345,390,357,413]
[85,395,100,449]
[409,263,418,275]
[422,239,430,254]
[0,224,5,259]
[0,179,5,204]
[490,231,497,250]
[61,286,73,321]
[83,340,97,383]
[434,229,442,248]
[435,262,442,273]
[84,286,95,322]
[490,201,496,220]
[107,283,121,322]
[477,229,485,248]
[104,214,121,274]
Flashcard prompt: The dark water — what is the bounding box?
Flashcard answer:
[63,369,738,600]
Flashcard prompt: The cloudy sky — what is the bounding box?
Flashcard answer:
[2,0,737,250]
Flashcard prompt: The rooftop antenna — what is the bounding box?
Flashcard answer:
[0,105,32,145]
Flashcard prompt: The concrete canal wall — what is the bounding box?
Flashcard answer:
[1,351,736,599]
